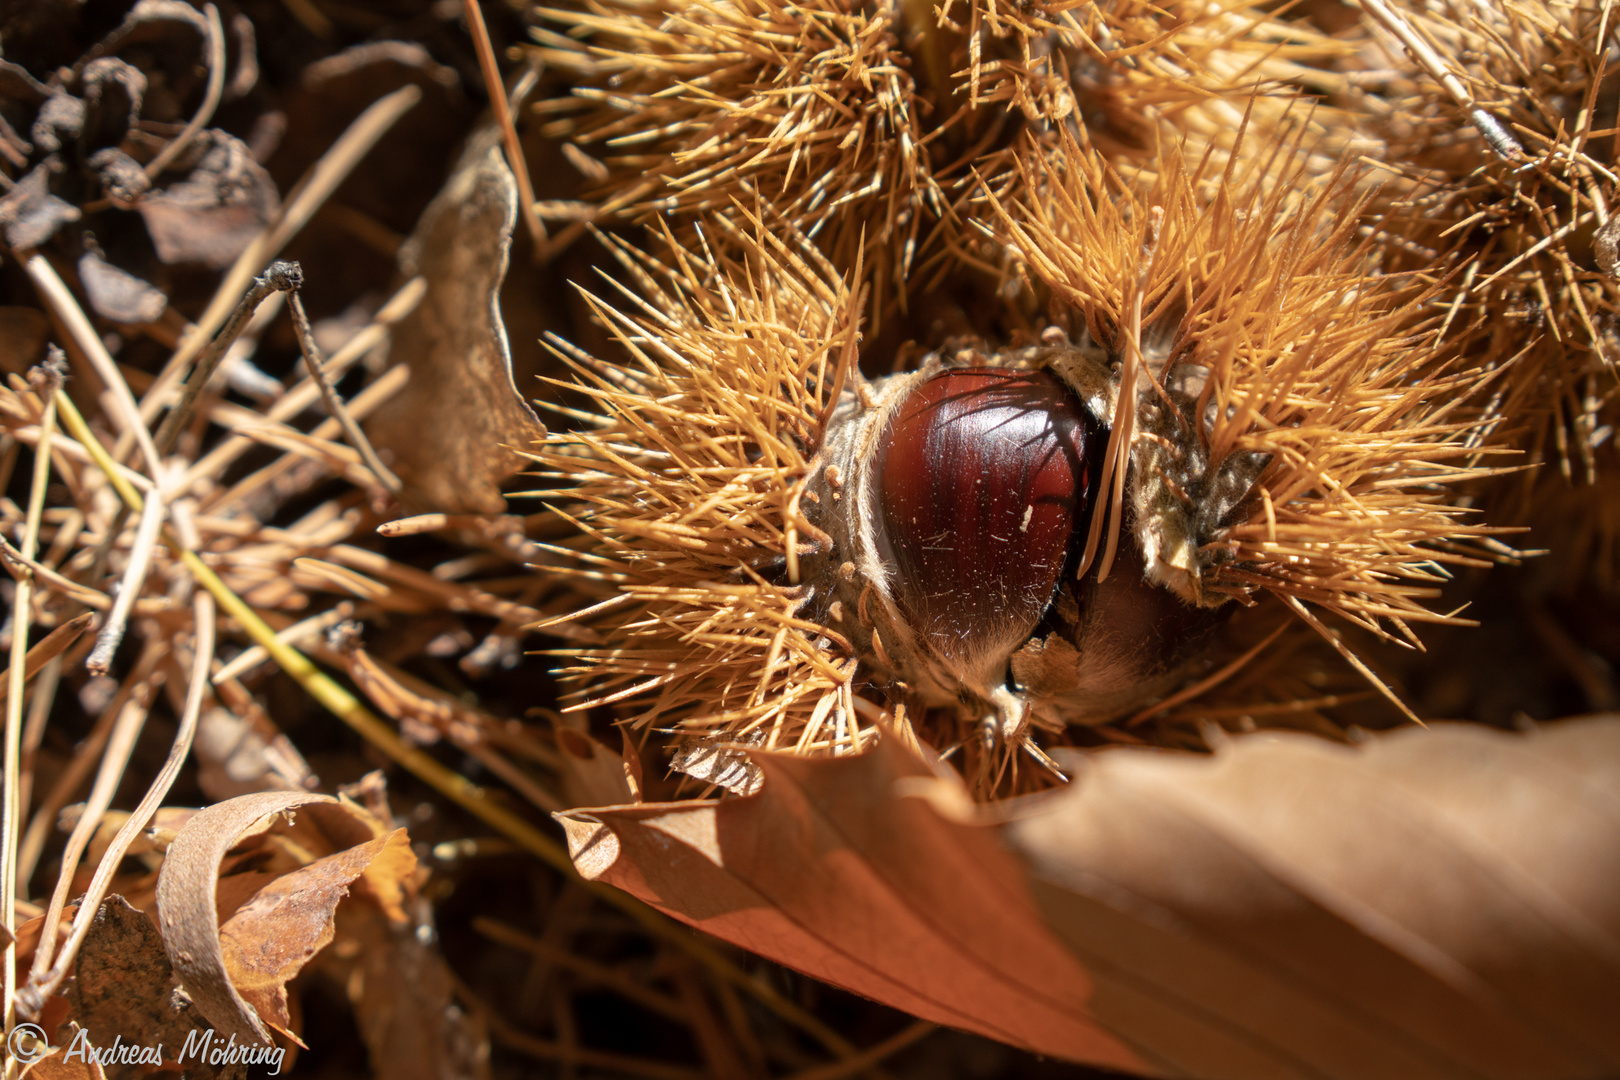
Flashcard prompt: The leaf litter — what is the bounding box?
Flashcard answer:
[1,1,1619,1079]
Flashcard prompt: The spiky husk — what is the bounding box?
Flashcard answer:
[524,217,874,758]
[989,130,1509,643]
[1301,0,1619,491]
[529,123,1513,786]
[534,0,1372,315]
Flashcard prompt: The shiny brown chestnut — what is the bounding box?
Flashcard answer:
[802,362,1108,742]
[873,369,1097,676]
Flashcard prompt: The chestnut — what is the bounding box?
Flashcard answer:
[804,362,1108,741]
[873,369,1096,678]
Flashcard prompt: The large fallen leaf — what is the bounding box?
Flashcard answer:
[364,129,545,513]
[558,741,1146,1072]
[154,791,416,1046]
[559,718,1620,1079]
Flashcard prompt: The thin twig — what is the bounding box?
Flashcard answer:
[0,423,154,493]
[141,83,423,418]
[285,291,403,493]
[176,276,424,499]
[152,261,303,456]
[21,593,214,1012]
[463,0,547,255]
[0,537,113,610]
[17,643,161,1015]
[24,255,163,479]
[473,916,689,1023]
[2,355,64,1072]
[1357,0,1523,160]
[143,3,226,180]
[489,1017,706,1080]
[15,647,164,890]
[0,614,94,709]
[15,657,63,860]
[782,1021,935,1080]
[85,489,167,676]
[212,602,356,685]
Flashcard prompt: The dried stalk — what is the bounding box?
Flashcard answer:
[463,0,547,254]
[0,614,94,710]
[24,255,163,478]
[84,488,167,676]
[2,358,62,1072]
[19,641,163,1015]
[143,83,423,414]
[13,648,162,889]
[177,276,423,498]
[21,592,215,1012]
[151,261,302,456]
[142,2,226,180]
[285,291,403,493]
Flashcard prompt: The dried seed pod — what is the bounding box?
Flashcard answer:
[530,125,1514,792]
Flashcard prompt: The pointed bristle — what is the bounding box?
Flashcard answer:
[525,218,865,754]
[990,128,1512,638]
[545,0,947,299]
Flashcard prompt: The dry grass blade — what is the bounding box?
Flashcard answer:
[2,357,64,1062]
[19,592,215,1012]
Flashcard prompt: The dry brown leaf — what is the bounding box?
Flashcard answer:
[556,741,1146,1071]
[137,131,280,268]
[554,723,639,808]
[322,900,492,1080]
[560,719,1620,1078]
[364,128,545,513]
[1008,718,1620,1080]
[18,1047,106,1080]
[67,896,243,1080]
[219,829,412,1040]
[153,791,415,1046]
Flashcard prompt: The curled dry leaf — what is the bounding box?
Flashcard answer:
[219,829,413,1042]
[154,791,417,1047]
[364,128,545,513]
[560,719,1620,1079]
[0,160,80,249]
[554,723,640,808]
[137,132,281,268]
